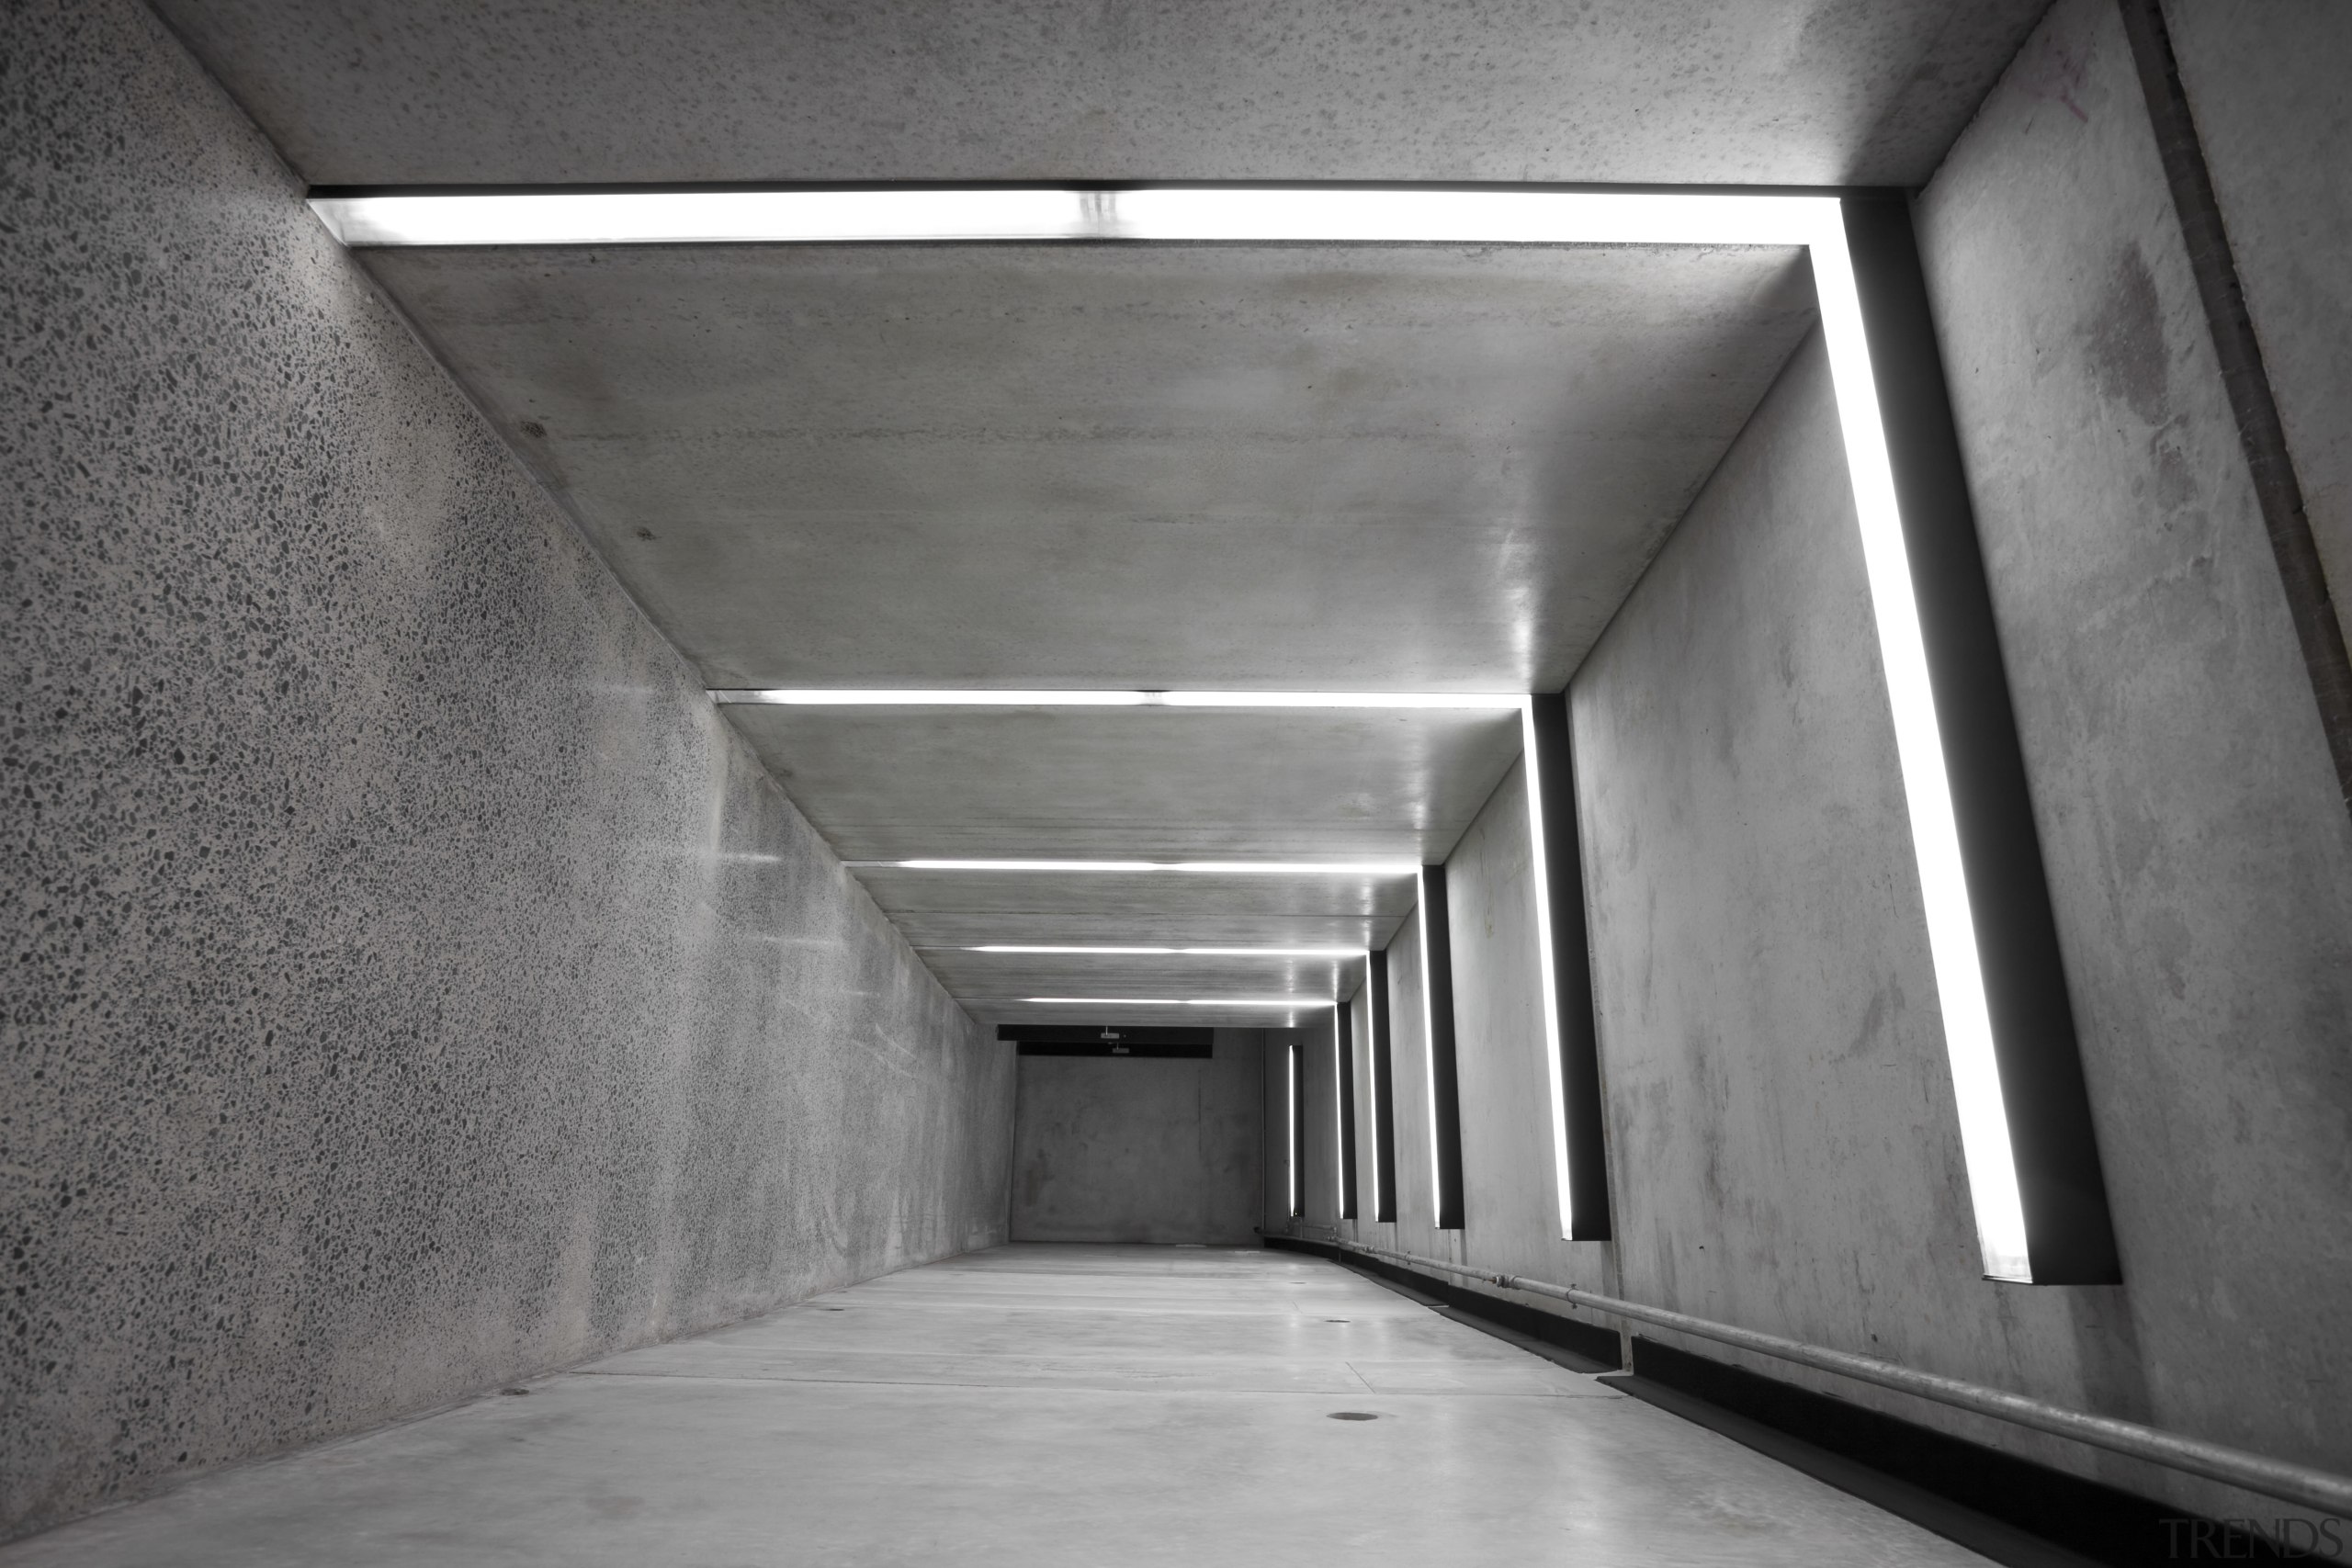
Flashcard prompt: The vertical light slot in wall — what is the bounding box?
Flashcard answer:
[1336,996,1358,1221]
[1287,1039,1303,1220]
[1368,949,1397,1224]
[1816,198,2119,1284]
[1521,693,1613,1241]
[1418,865,1465,1230]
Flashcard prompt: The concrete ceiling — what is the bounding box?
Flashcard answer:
[157,0,1984,1025]
[342,238,1815,1024]
[724,706,1526,862]
[153,0,2047,188]
[363,243,1815,690]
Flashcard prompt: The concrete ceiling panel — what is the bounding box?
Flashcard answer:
[918,950,1365,1002]
[724,705,1523,862]
[855,868,1415,954]
[156,0,2049,188]
[965,999,1332,1032]
[363,242,1816,691]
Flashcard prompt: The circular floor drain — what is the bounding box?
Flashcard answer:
[1328,1411,1380,1421]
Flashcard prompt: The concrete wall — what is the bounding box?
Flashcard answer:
[1305,765,1616,1293]
[1913,0,2352,1515]
[1012,1032,1263,1244]
[1568,330,2147,1449]
[2165,0,2352,630]
[1302,1,2352,1529]
[0,0,1013,1542]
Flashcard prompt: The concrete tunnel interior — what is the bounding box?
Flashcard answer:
[6,0,2351,1562]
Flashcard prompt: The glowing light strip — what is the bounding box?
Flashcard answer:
[713,688,1521,710]
[1417,869,1446,1222]
[1364,985,1385,1223]
[1809,222,2027,1280]
[1519,696,1579,1242]
[964,944,1366,957]
[1335,990,1349,1213]
[305,184,2031,1280]
[869,859,1418,875]
[308,187,1823,251]
[1288,1041,1302,1219]
[1021,996,1336,1008]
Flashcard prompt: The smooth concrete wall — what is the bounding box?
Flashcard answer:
[1011,1032,1263,1244]
[1303,0,2352,1529]
[1567,332,2150,1456]
[0,0,1012,1542]
[1912,0,2352,1517]
[2165,0,2352,630]
[1306,765,1616,1294]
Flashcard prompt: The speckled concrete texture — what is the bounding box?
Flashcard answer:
[2165,0,2352,637]
[0,0,1012,1542]
[149,0,2049,189]
[1917,0,2352,1517]
[1009,1033,1263,1245]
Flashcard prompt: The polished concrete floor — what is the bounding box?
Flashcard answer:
[5,1245,1995,1565]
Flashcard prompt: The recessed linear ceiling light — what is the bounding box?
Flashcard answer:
[965,945,1366,958]
[710,689,1522,710]
[1021,997,1337,1009]
[300,183,2032,1280]
[865,859,1419,876]
[305,186,1823,250]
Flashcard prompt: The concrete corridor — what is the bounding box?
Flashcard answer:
[3,1247,1996,1566]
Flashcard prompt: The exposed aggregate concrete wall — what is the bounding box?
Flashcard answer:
[0,0,1012,1540]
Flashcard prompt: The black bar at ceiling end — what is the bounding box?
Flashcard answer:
[1840,197,2120,1285]
[1368,949,1398,1224]
[1526,691,1612,1241]
[997,1023,1212,1050]
[1419,864,1465,1231]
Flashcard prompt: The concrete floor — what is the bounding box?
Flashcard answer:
[3,1246,1996,1566]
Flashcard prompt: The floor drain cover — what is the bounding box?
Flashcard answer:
[1328,1411,1380,1421]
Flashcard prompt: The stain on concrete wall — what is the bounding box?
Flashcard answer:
[0,0,1012,1541]
[1014,1033,1262,1244]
